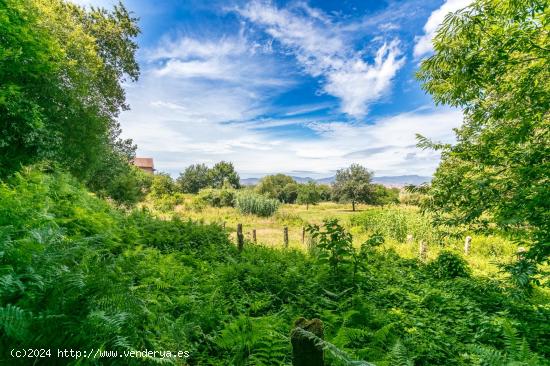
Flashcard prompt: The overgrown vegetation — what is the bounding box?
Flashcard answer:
[235,191,280,217]
[1,0,549,364]
[1,168,548,365]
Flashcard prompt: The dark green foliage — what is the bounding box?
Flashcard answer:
[208,161,240,189]
[1,167,549,365]
[417,0,550,276]
[307,219,354,274]
[428,251,471,279]
[256,174,298,203]
[0,0,142,204]
[196,187,236,207]
[177,163,210,193]
[177,162,240,193]
[332,164,374,211]
[297,181,321,209]
[370,184,399,206]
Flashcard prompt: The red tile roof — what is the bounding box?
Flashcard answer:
[132,157,154,169]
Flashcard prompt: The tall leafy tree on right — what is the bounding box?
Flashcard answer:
[417,0,549,285]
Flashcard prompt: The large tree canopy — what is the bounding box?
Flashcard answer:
[332,164,374,211]
[417,0,549,271]
[0,0,140,198]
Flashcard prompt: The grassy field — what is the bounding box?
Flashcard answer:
[145,197,520,279]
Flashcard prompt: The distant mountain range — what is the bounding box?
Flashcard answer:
[240,175,431,187]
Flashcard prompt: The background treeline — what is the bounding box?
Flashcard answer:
[153,164,402,215]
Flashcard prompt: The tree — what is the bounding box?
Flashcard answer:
[317,184,332,201]
[255,174,297,202]
[370,184,399,205]
[150,173,176,198]
[297,181,321,210]
[417,0,549,274]
[177,164,210,193]
[0,0,141,203]
[208,161,240,189]
[332,164,373,211]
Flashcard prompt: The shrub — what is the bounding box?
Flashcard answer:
[428,251,470,279]
[196,188,236,207]
[149,192,186,211]
[235,191,279,217]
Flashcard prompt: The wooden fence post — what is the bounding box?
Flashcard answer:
[406,234,413,243]
[291,318,324,366]
[252,229,257,244]
[284,227,289,248]
[222,221,226,230]
[302,227,306,244]
[419,240,427,261]
[237,224,244,252]
[464,236,472,255]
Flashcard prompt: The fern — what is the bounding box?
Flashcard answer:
[0,304,30,340]
[387,340,414,366]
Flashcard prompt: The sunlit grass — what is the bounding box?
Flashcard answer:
[144,197,527,279]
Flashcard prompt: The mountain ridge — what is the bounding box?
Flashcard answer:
[240,175,431,187]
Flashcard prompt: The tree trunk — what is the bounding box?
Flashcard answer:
[352,201,355,211]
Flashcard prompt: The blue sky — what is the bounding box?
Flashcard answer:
[73,0,471,178]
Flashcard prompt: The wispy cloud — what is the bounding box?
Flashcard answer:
[235,1,405,118]
[414,0,472,58]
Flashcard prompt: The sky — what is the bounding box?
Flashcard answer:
[72,0,472,178]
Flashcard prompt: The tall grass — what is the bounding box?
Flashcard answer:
[235,191,280,217]
[350,206,439,243]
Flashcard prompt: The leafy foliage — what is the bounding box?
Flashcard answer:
[297,181,322,209]
[177,163,210,193]
[1,167,549,365]
[417,0,550,276]
[255,174,298,203]
[332,164,374,211]
[427,251,471,279]
[0,0,142,203]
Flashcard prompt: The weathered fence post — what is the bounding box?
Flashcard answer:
[284,227,289,248]
[302,227,306,245]
[291,318,324,366]
[237,224,244,252]
[464,236,472,255]
[419,240,427,261]
[252,229,257,244]
[406,234,414,243]
[222,221,226,230]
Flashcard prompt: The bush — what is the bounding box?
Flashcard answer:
[196,188,236,207]
[428,251,471,279]
[235,191,279,217]
[149,192,186,211]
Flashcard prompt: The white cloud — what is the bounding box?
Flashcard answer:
[414,0,473,58]
[235,1,405,118]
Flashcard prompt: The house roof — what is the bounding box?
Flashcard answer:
[132,157,154,169]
